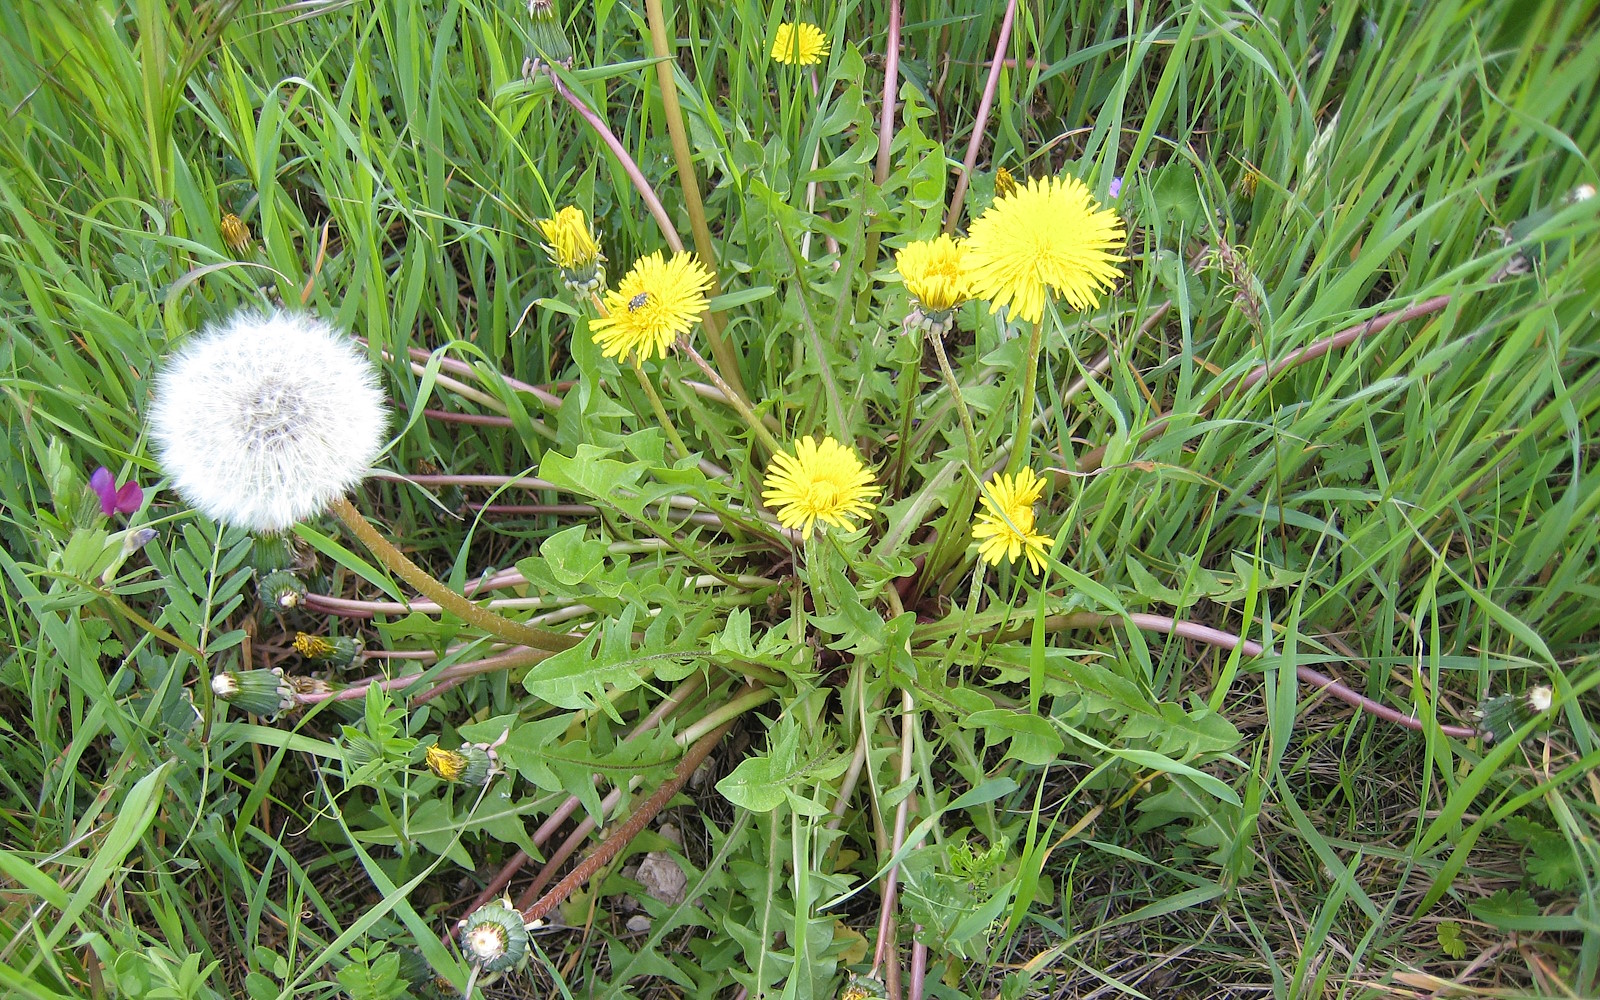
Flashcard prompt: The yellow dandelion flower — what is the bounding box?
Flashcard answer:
[220,212,253,254]
[772,22,829,65]
[292,632,334,659]
[964,174,1125,324]
[972,468,1053,573]
[896,235,971,315]
[587,251,714,363]
[538,206,605,292]
[762,436,880,539]
[425,745,468,782]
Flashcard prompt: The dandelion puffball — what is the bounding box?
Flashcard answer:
[149,310,388,533]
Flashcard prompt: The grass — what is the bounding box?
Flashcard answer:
[1,0,1598,997]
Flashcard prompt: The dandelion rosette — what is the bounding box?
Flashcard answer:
[149,310,389,534]
[762,436,881,539]
[972,468,1053,573]
[538,206,605,293]
[964,174,1125,323]
[771,22,829,65]
[588,251,714,364]
[896,235,971,330]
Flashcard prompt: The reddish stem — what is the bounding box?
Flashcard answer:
[1034,612,1481,740]
[518,717,736,925]
[448,675,704,934]
[422,408,513,428]
[548,69,684,253]
[945,0,1017,233]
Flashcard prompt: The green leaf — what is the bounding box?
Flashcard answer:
[1436,920,1467,959]
[962,709,1066,766]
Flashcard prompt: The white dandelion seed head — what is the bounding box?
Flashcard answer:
[149,310,389,533]
[1527,685,1553,713]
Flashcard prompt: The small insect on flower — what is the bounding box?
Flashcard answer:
[964,174,1126,324]
[588,251,715,364]
[148,310,389,534]
[771,22,829,66]
[538,206,605,293]
[761,436,881,539]
[972,468,1053,573]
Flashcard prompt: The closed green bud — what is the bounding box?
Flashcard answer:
[293,631,363,668]
[1476,684,1555,745]
[523,0,573,77]
[459,898,531,972]
[212,668,297,719]
[252,533,296,573]
[259,570,307,611]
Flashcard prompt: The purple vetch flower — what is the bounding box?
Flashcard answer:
[90,466,144,516]
[1108,176,1123,199]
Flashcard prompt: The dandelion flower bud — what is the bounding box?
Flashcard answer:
[148,309,389,534]
[1475,684,1556,745]
[258,570,307,611]
[426,742,497,786]
[896,235,971,335]
[220,213,253,254]
[251,533,296,573]
[212,668,297,719]
[538,207,605,293]
[459,898,531,972]
[293,631,364,668]
[522,0,573,77]
[994,167,1017,199]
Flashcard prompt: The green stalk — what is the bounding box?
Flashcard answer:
[927,330,981,467]
[678,338,785,456]
[1006,319,1044,476]
[632,359,691,461]
[891,335,921,495]
[642,0,748,402]
[329,496,578,653]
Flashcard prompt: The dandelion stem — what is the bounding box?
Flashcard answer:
[518,695,756,925]
[855,0,902,320]
[632,359,691,461]
[641,0,748,402]
[678,337,785,455]
[547,67,682,255]
[327,496,579,653]
[1006,318,1043,476]
[891,327,921,495]
[927,330,981,467]
[945,0,1017,233]
[294,645,552,705]
[957,609,1483,740]
[869,686,917,978]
